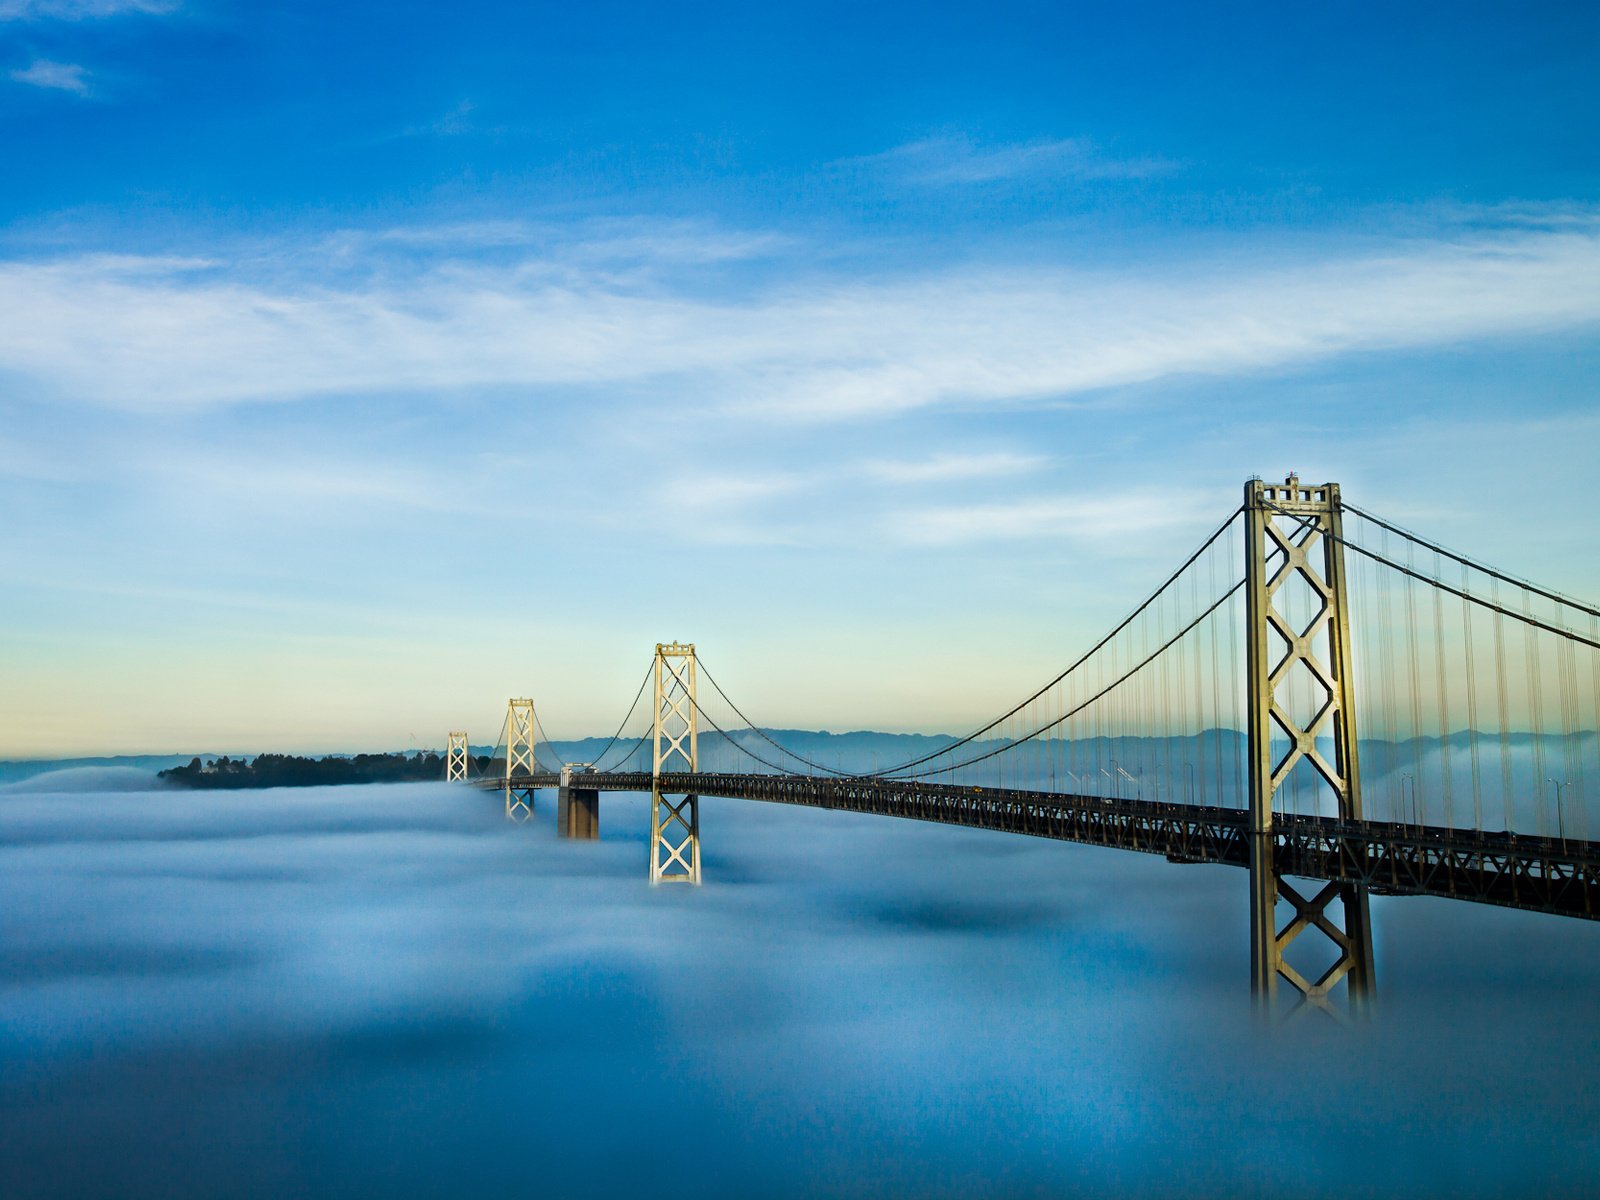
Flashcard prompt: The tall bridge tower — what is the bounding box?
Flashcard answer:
[445,731,469,782]
[1245,475,1374,1015]
[651,642,701,884]
[504,698,538,822]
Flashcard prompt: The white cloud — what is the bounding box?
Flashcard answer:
[555,223,792,267]
[1,217,1598,418]
[883,491,1200,547]
[9,58,89,94]
[845,134,1178,185]
[655,471,807,515]
[646,472,813,545]
[863,452,1046,485]
[0,0,175,18]
[149,455,483,518]
[353,217,791,265]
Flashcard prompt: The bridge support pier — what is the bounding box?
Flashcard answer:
[1245,476,1375,1018]
[650,642,701,883]
[559,764,600,839]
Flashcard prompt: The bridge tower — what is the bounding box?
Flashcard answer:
[445,731,470,782]
[1245,475,1374,1016]
[504,698,538,822]
[651,642,701,883]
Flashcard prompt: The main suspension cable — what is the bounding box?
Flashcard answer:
[671,688,815,778]
[893,577,1247,781]
[586,663,655,770]
[530,708,565,773]
[696,660,868,777]
[872,505,1246,778]
[1344,501,1600,621]
[1266,501,1600,650]
[594,675,688,775]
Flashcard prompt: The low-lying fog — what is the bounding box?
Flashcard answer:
[4,778,1598,1198]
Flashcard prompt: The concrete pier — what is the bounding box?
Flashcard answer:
[558,764,600,839]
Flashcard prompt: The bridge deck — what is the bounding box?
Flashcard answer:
[488,772,1600,920]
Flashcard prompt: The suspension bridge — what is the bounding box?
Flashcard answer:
[445,476,1600,1016]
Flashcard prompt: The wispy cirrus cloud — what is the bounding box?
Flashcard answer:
[882,490,1200,547]
[659,471,806,511]
[1,214,1598,418]
[385,99,485,142]
[0,0,175,18]
[846,133,1179,185]
[148,455,485,520]
[863,452,1046,485]
[9,58,89,94]
[315,217,792,273]
[601,452,1063,546]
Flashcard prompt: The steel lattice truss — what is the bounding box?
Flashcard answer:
[1260,508,1354,802]
[1245,477,1373,1015]
[651,644,701,883]
[445,731,470,783]
[504,699,537,822]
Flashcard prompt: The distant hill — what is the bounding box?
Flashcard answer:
[0,754,223,786]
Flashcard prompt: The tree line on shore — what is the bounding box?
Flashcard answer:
[158,752,487,789]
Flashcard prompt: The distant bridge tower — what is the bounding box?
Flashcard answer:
[651,642,701,883]
[1244,475,1374,1016]
[445,731,470,782]
[505,698,538,822]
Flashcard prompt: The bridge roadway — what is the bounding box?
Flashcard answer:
[486,771,1600,920]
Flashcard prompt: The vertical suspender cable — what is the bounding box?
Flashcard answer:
[1377,526,1401,823]
[1176,568,1191,803]
[1112,620,1124,798]
[1525,587,1549,836]
[1193,556,1209,805]
[1210,533,1226,809]
[1230,519,1243,808]
[1354,544,1380,821]
[1557,631,1580,840]
[1491,578,1514,832]
[1588,614,1600,840]
[1431,549,1454,829]
[1141,584,1153,800]
[1461,561,1484,832]
[1402,535,1426,825]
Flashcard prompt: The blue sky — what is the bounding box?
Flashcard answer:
[2,0,1598,755]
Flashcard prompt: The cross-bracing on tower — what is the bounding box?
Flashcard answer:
[504,698,538,822]
[445,731,470,782]
[651,642,701,884]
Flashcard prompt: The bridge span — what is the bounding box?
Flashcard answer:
[484,771,1600,922]
[452,476,1600,1016]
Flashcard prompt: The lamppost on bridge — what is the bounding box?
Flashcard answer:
[1114,764,1138,800]
[1547,778,1570,848]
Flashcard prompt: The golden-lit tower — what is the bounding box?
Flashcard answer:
[650,643,700,883]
